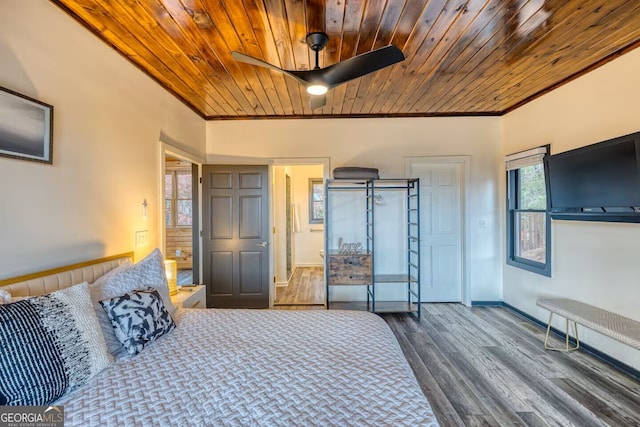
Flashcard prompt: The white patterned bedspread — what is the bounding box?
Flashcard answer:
[59,309,438,426]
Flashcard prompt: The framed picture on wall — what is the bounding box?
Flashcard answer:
[309,178,325,224]
[0,86,53,164]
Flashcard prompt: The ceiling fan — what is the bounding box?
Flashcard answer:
[231,32,405,110]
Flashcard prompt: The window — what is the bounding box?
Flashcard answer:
[309,178,324,224]
[506,146,551,276]
[165,171,192,228]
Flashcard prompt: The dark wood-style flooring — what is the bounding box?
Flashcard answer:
[275,302,640,426]
[384,304,640,426]
[274,267,324,306]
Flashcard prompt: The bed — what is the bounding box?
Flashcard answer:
[0,252,438,426]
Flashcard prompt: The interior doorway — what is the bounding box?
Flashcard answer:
[272,163,327,306]
[163,155,198,285]
[201,165,270,308]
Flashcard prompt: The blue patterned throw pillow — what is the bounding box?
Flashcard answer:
[100,288,176,355]
[0,282,112,406]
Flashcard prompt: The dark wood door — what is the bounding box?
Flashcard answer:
[191,162,200,285]
[202,165,269,308]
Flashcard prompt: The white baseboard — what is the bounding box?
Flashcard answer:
[294,263,324,268]
[275,266,297,287]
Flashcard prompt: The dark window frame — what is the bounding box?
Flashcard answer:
[165,170,192,229]
[309,178,324,224]
[506,146,552,277]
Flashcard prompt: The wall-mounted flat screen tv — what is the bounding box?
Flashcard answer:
[544,131,640,222]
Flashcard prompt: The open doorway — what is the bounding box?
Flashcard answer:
[272,164,326,306]
[164,155,196,285]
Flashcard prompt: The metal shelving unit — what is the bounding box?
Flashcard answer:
[324,178,421,317]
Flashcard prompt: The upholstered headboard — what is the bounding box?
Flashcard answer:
[0,252,134,297]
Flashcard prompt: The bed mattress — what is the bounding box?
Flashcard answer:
[59,309,438,426]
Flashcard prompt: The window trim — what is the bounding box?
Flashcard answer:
[308,178,324,224]
[506,145,552,277]
[164,172,174,229]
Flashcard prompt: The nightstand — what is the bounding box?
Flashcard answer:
[171,285,205,308]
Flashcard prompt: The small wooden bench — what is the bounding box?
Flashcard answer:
[536,298,640,352]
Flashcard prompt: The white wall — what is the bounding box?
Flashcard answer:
[502,47,640,370]
[207,116,503,301]
[272,167,288,284]
[0,1,205,278]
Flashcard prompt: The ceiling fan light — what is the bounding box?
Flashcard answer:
[307,84,328,95]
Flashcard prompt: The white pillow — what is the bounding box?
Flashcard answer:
[92,260,132,288]
[0,289,29,305]
[89,262,134,356]
[0,289,11,304]
[100,249,176,314]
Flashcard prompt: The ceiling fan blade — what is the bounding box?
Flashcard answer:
[320,45,405,88]
[232,43,404,107]
[231,51,308,85]
[231,51,282,72]
[309,94,327,110]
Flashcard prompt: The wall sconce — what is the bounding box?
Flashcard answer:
[164,259,178,295]
[142,198,148,218]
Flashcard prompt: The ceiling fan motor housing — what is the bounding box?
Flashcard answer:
[306,32,329,52]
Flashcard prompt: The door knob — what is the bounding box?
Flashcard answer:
[257,241,268,247]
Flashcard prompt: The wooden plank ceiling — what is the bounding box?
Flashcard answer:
[52,0,640,120]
